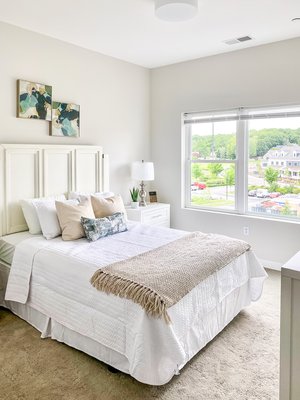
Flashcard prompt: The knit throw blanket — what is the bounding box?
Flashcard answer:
[91,232,250,323]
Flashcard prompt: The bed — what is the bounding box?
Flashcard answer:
[0,144,267,385]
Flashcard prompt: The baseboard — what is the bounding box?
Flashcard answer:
[258,258,282,271]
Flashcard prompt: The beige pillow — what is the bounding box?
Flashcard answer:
[91,194,127,219]
[55,199,95,241]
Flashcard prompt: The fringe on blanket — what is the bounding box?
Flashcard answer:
[90,271,171,324]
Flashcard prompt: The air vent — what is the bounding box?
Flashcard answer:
[224,38,240,45]
[238,36,252,42]
[223,36,253,45]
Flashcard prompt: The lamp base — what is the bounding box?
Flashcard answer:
[139,181,147,207]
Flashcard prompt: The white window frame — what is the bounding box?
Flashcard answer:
[184,109,246,214]
[183,105,300,222]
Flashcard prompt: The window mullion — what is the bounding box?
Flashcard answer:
[184,124,192,207]
[243,120,249,214]
[236,118,247,213]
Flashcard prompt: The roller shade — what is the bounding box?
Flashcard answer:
[184,106,300,125]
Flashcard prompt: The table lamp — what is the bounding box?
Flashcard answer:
[131,160,154,206]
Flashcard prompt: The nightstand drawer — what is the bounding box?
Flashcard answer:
[142,207,169,224]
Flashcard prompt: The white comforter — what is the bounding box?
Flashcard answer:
[5,222,267,385]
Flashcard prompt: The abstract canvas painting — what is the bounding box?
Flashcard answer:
[51,102,80,137]
[17,80,52,120]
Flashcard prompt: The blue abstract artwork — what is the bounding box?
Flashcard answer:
[51,101,80,137]
[18,80,52,120]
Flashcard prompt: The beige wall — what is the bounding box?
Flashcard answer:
[151,38,300,266]
[0,22,150,200]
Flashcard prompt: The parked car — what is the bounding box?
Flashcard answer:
[269,192,281,198]
[197,182,206,190]
[191,184,198,191]
[248,189,257,197]
[192,182,207,190]
[256,189,269,198]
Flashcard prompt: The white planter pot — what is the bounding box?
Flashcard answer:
[131,201,139,209]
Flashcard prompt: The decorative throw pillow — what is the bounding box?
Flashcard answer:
[55,199,95,241]
[81,212,128,242]
[91,194,127,219]
[20,194,66,234]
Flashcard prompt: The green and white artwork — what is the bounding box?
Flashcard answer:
[17,80,52,120]
[51,102,80,137]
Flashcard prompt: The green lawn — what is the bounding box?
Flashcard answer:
[191,196,234,207]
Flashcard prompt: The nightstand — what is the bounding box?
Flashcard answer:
[126,203,170,228]
[280,252,300,399]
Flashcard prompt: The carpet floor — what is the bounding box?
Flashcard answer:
[0,269,280,400]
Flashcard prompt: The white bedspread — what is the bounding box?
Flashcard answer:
[5,222,267,385]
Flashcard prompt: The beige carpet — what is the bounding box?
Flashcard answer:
[0,269,280,400]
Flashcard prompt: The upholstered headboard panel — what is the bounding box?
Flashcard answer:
[0,144,109,236]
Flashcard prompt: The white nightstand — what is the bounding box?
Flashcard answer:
[126,203,170,228]
[280,252,300,399]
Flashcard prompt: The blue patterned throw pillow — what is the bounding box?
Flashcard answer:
[81,212,128,242]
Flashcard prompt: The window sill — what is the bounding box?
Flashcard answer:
[183,205,300,225]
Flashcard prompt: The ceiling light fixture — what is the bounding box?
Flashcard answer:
[155,0,198,22]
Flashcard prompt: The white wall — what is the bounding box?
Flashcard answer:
[0,22,150,200]
[1,21,299,265]
[151,38,300,266]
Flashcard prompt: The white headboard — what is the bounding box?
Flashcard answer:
[0,144,109,236]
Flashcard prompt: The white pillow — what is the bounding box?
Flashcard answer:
[68,191,114,202]
[20,195,66,234]
[34,199,78,240]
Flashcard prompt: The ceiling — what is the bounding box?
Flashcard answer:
[0,0,299,68]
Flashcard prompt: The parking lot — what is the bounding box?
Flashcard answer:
[191,186,300,214]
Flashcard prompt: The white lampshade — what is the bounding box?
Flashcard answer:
[131,161,154,181]
[155,0,198,22]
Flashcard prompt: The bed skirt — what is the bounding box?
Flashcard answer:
[1,273,259,385]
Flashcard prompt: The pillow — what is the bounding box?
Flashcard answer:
[55,199,95,241]
[91,194,127,219]
[81,212,127,242]
[68,191,114,202]
[34,199,78,240]
[20,195,66,234]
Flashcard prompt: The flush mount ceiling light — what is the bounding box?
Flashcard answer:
[155,0,198,22]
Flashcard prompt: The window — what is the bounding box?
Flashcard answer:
[184,106,300,221]
[185,110,237,211]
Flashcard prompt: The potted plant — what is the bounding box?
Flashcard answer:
[130,187,139,208]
